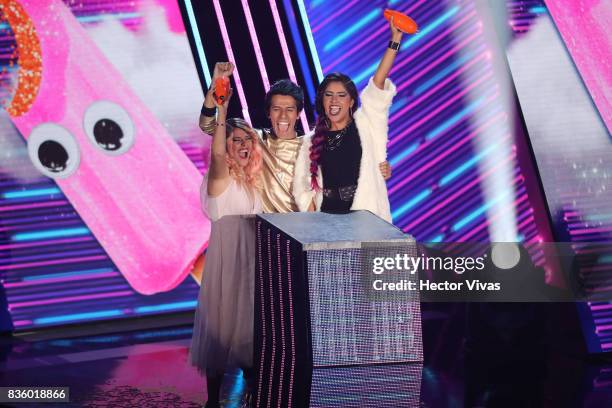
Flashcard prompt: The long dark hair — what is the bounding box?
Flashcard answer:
[309,72,359,190]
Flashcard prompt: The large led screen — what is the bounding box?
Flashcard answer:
[0,0,209,330]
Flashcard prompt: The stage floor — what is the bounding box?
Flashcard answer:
[1,305,611,407]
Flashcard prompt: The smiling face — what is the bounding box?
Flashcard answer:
[227,127,255,168]
[322,81,354,130]
[268,94,298,139]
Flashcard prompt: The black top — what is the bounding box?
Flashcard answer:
[320,121,362,214]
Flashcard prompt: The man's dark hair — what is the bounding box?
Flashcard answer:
[264,79,304,114]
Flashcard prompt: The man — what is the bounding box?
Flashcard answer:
[199,62,390,213]
[200,62,305,213]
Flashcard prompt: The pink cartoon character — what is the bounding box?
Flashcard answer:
[0,0,209,294]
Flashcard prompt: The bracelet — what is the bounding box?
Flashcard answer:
[201,105,216,117]
[388,40,400,51]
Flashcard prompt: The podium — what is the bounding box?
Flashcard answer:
[254,211,422,407]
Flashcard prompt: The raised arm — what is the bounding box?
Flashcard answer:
[206,87,233,197]
[372,17,403,89]
[199,62,234,134]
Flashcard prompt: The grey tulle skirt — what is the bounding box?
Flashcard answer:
[189,215,255,376]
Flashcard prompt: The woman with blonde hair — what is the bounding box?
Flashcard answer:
[190,88,262,407]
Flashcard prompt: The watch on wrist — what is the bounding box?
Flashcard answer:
[388,40,400,51]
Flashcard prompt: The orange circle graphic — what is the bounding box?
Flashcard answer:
[0,0,42,117]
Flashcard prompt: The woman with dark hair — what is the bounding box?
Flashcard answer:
[190,88,262,407]
[293,17,402,222]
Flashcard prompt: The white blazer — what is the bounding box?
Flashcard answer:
[293,77,396,222]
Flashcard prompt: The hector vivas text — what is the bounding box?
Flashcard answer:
[371,253,501,292]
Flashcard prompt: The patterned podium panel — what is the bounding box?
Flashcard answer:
[310,363,423,408]
[307,246,421,366]
[254,212,422,407]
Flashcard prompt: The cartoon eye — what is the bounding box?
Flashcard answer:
[27,123,80,179]
[84,101,135,155]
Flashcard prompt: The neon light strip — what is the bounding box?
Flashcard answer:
[0,255,108,271]
[0,200,68,212]
[3,187,61,199]
[34,310,124,325]
[2,220,86,234]
[268,0,310,133]
[12,227,91,242]
[24,267,115,281]
[389,141,419,167]
[0,214,80,228]
[0,236,93,251]
[240,0,270,91]
[439,143,499,186]
[427,234,444,242]
[135,300,197,313]
[296,0,323,81]
[184,0,212,85]
[391,188,432,220]
[284,0,317,98]
[5,272,119,288]
[3,248,103,264]
[11,291,134,309]
[134,327,193,339]
[75,12,141,24]
[530,5,548,14]
[212,0,251,124]
[452,189,511,231]
[570,227,612,236]
[13,284,131,302]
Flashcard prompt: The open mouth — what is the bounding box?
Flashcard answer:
[329,105,341,116]
[276,121,290,133]
[238,149,250,159]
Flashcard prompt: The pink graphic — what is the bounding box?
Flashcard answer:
[545,0,612,134]
[2,0,209,294]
